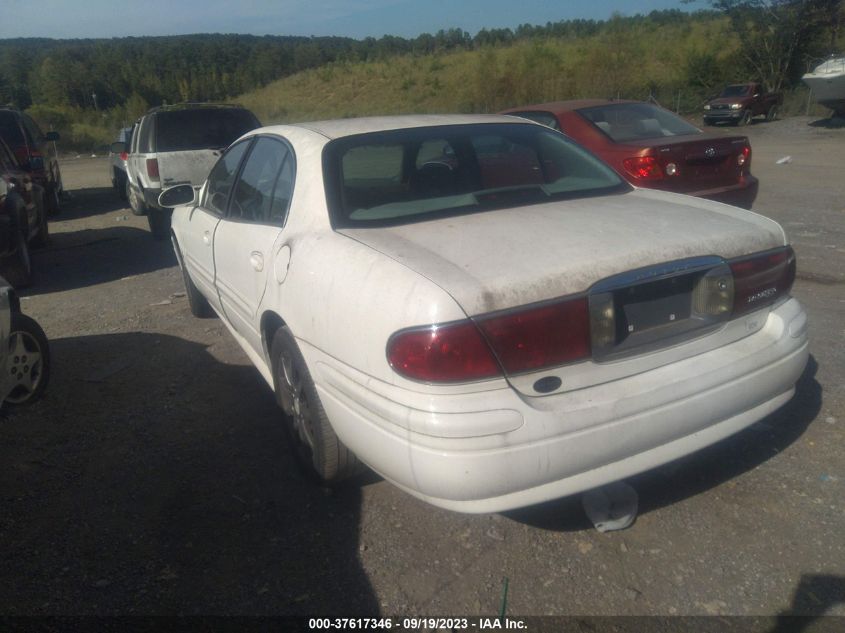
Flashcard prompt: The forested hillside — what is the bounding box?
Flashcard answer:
[1,5,841,151]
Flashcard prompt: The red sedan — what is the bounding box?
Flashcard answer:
[501,100,758,209]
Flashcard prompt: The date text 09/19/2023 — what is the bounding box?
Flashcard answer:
[307,617,528,630]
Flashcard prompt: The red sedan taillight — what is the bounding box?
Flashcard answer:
[623,156,663,180]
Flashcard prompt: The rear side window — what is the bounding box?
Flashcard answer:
[577,103,701,142]
[0,140,15,169]
[0,113,25,147]
[137,116,154,153]
[155,109,260,152]
[21,115,43,143]
[230,137,294,225]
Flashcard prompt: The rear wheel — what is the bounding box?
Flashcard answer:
[2,228,32,288]
[128,182,147,216]
[4,312,50,407]
[114,169,128,200]
[45,184,61,217]
[147,207,171,241]
[271,326,363,483]
[30,188,49,249]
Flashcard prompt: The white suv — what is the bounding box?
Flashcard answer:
[119,104,260,239]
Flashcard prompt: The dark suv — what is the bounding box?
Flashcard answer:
[118,103,260,239]
[0,108,63,216]
[0,136,48,288]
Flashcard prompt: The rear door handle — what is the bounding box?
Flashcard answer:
[249,252,264,272]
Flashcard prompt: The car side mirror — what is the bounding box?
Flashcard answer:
[158,184,195,208]
[45,131,60,142]
[28,156,44,171]
[110,141,126,154]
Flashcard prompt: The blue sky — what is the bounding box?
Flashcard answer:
[1,0,703,40]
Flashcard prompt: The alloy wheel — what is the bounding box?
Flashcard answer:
[5,329,44,404]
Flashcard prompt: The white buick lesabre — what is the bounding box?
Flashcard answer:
[161,114,808,513]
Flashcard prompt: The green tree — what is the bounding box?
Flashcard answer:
[705,0,843,90]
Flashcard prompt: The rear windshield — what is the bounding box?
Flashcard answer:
[0,112,25,146]
[577,103,701,143]
[155,108,260,152]
[324,123,628,228]
[719,85,751,98]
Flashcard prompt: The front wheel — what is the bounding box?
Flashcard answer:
[766,105,779,121]
[271,326,363,483]
[737,110,752,126]
[3,312,50,407]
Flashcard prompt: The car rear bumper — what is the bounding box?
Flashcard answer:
[692,174,759,209]
[307,298,808,513]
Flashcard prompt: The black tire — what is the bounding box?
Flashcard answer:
[3,312,50,407]
[45,183,61,217]
[172,236,213,318]
[114,169,128,200]
[147,207,171,240]
[766,105,778,121]
[737,110,752,126]
[128,181,147,216]
[30,188,49,249]
[1,228,32,288]
[271,326,363,483]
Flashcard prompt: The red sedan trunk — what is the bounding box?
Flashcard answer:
[502,100,758,209]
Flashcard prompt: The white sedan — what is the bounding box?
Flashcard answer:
[162,114,808,513]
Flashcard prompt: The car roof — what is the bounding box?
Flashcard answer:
[269,114,525,140]
[502,99,643,115]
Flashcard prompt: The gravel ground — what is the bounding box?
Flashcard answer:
[1,116,843,619]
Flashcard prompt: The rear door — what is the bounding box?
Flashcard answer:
[179,138,252,312]
[213,136,294,356]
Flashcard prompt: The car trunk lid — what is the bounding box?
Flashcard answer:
[342,189,786,395]
[623,134,751,194]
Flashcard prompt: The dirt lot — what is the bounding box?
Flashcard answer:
[1,117,843,619]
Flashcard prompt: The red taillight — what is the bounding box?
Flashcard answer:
[477,297,591,374]
[623,156,664,180]
[729,246,795,316]
[146,158,160,180]
[120,151,128,161]
[738,145,751,167]
[387,320,501,383]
